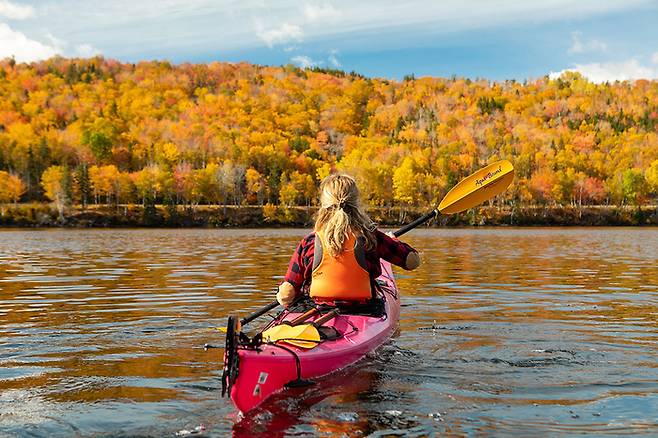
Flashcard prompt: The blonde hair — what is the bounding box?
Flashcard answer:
[314,174,376,256]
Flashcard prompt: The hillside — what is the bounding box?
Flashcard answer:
[0,57,657,214]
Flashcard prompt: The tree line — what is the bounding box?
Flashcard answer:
[0,57,657,213]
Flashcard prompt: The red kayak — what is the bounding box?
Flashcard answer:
[222,260,400,414]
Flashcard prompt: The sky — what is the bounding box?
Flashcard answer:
[0,0,657,82]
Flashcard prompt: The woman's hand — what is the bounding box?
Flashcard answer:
[276,282,297,307]
[405,251,421,270]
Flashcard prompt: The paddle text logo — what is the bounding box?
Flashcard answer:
[475,166,502,187]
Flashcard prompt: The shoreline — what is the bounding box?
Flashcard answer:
[1,204,657,228]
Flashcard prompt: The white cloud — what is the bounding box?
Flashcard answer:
[0,22,100,62]
[303,3,340,22]
[652,52,658,64]
[0,0,34,20]
[257,23,303,47]
[291,55,318,68]
[550,58,658,83]
[75,43,100,57]
[568,31,606,54]
[0,23,60,62]
[328,49,341,67]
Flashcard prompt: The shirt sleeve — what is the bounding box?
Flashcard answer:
[282,233,314,295]
[375,229,417,270]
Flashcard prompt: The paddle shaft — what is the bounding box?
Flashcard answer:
[240,300,279,326]
[393,209,437,238]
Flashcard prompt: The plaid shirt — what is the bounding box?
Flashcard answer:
[283,229,416,295]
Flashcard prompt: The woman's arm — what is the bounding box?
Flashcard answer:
[377,230,421,270]
[277,233,314,306]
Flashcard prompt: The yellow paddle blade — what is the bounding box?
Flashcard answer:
[262,323,321,349]
[438,159,515,214]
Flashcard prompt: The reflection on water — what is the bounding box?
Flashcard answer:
[1,228,657,436]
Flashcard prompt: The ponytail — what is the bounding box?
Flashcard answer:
[315,174,375,256]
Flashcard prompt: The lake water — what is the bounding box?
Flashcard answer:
[1,228,657,437]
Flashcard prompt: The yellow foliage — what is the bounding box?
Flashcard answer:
[0,171,25,204]
[393,156,416,205]
[0,57,657,209]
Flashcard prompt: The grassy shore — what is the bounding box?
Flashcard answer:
[1,203,657,228]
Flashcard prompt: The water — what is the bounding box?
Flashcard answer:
[1,228,657,436]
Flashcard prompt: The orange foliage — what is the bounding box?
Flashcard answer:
[0,58,656,208]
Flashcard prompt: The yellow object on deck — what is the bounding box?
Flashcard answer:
[262,323,322,349]
[262,309,339,349]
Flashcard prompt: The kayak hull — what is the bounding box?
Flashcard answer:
[228,261,400,414]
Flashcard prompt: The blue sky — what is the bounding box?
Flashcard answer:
[1,0,657,82]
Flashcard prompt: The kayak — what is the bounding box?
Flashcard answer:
[222,260,400,414]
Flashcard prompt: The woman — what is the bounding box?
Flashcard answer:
[277,174,421,306]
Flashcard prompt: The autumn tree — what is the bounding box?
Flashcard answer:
[393,156,417,205]
[90,165,120,204]
[621,169,647,205]
[0,171,26,214]
[173,162,196,206]
[41,165,71,217]
[194,163,220,204]
[132,165,167,205]
[646,160,658,200]
[74,164,91,208]
[245,168,265,205]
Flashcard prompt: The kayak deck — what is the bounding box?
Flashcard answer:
[224,261,400,414]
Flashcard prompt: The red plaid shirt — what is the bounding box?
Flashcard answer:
[283,229,417,295]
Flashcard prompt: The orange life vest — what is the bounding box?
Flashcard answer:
[309,233,372,302]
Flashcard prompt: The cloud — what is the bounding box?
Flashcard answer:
[303,3,340,22]
[0,23,60,62]
[328,49,341,67]
[44,33,100,58]
[0,22,100,62]
[550,58,658,83]
[257,23,303,47]
[652,52,658,64]
[568,31,606,54]
[0,0,34,20]
[256,3,339,50]
[75,43,101,57]
[291,55,318,68]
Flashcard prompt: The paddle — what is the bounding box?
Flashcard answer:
[225,159,514,330]
[394,159,514,237]
[244,159,515,346]
[217,300,280,332]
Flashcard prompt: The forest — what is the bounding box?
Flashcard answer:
[0,56,657,223]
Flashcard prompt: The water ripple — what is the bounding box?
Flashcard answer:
[0,227,657,436]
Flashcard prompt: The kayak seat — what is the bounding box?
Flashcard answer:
[329,298,385,317]
[288,296,386,317]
